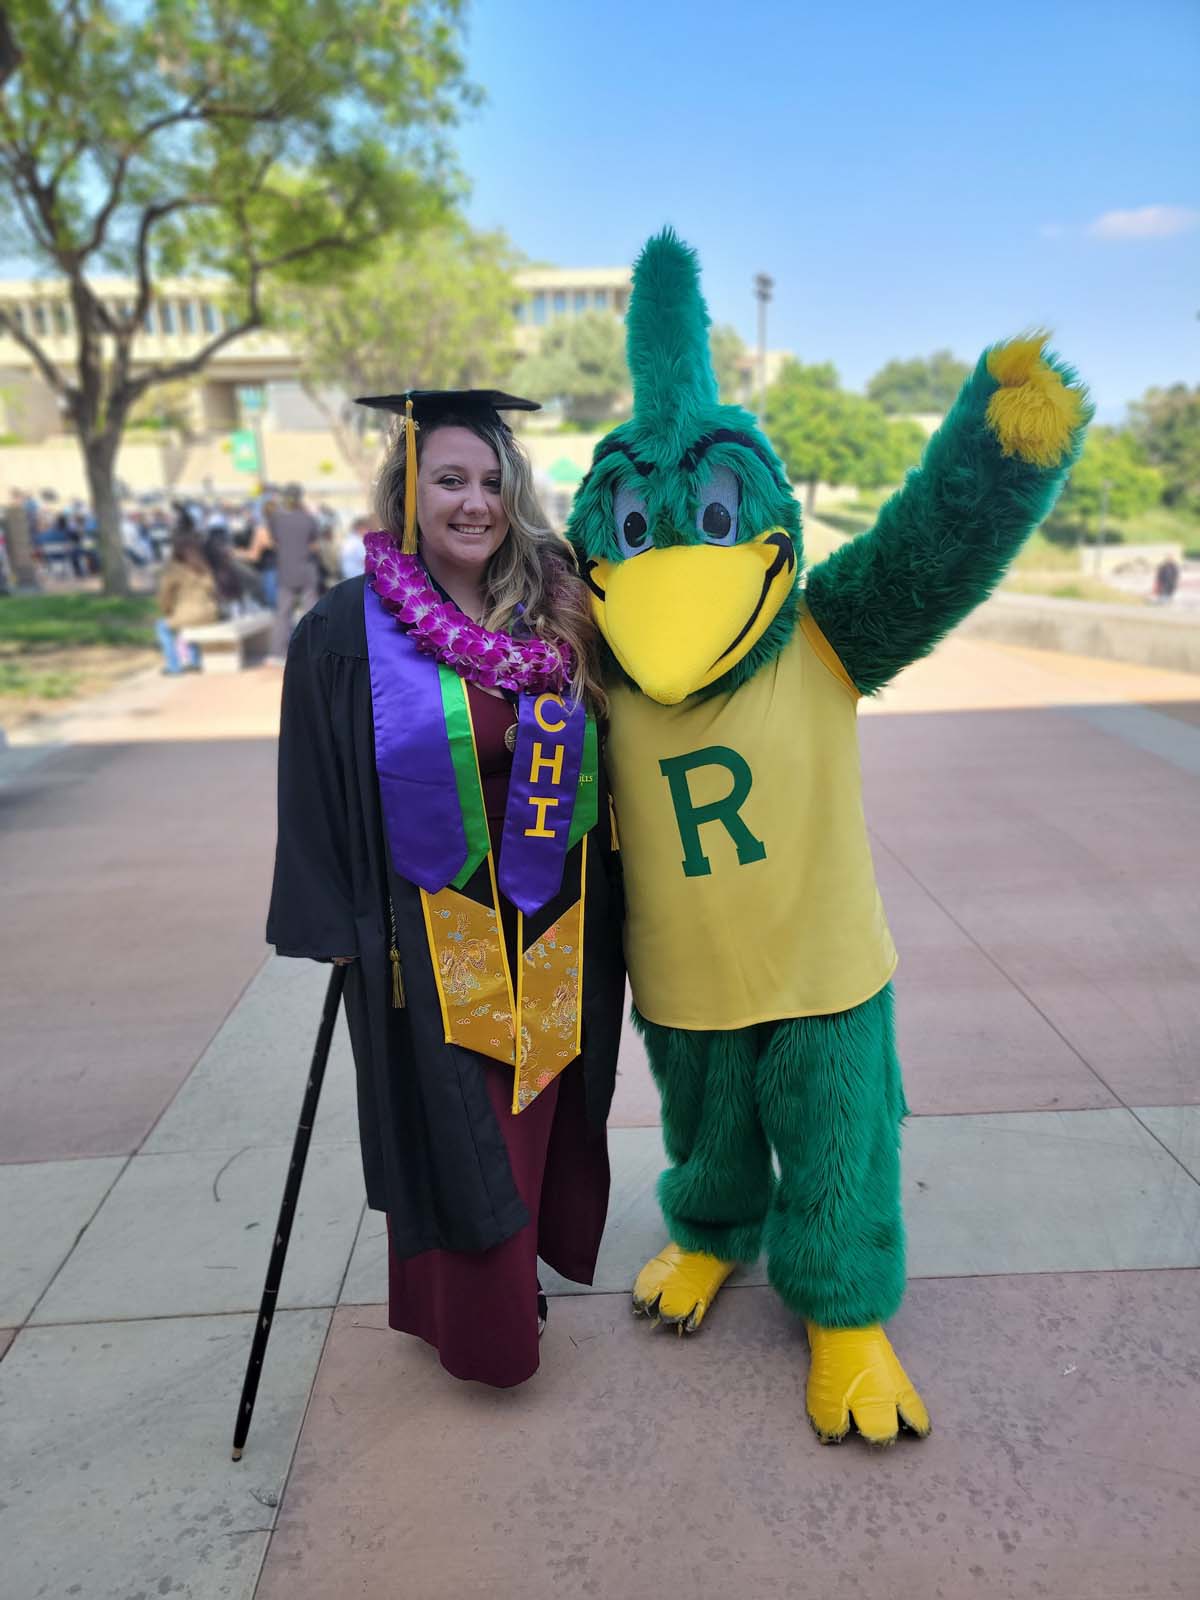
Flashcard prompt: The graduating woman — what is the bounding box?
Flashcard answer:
[268,390,625,1387]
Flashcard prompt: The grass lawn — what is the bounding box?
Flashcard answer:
[0,592,159,727]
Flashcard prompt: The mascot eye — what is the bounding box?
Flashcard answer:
[694,464,739,546]
[613,484,651,558]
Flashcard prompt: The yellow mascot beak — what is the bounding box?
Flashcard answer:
[586,528,797,706]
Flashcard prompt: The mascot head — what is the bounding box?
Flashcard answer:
[567,228,802,706]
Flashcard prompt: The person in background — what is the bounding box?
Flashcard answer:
[339,513,370,579]
[156,529,219,674]
[247,489,281,610]
[205,526,264,614]
[1152,554,1180,604]
[263,481,320,660]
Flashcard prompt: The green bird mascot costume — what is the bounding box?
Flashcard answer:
[566,229,1090,1446]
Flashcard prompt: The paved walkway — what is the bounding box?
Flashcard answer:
[2,638,1199,1599]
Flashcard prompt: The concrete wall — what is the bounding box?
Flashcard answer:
[961,591,1200,677]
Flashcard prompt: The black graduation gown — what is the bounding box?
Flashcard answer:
[266,575,625,1258]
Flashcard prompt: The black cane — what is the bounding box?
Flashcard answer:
[231,962,347,1461]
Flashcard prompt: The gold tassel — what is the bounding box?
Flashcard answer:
[402,397,419,555]
[389,944,406,1008]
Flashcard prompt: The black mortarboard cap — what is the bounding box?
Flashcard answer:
[354,389,540,426]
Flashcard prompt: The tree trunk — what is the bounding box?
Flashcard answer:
[81,431,131,597]
[4,503,41,591]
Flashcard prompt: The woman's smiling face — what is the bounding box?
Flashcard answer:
[416,425,510,578]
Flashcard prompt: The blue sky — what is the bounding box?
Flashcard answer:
[454,0,1199,421]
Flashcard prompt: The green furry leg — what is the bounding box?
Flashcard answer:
[757,984,908,1328]
[635,1013,771,1261]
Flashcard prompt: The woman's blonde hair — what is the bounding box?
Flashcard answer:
[374,415,606,712]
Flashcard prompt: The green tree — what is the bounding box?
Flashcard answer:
[275,223,522,487]
[0,1,472,594]
[765,360,924,515]
[1046,426,1163,541]
[708,323,747,404]
[866,349,971,415]
[1129,384,1200,514]
[516,312,628,426]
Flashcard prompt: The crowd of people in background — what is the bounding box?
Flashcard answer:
[0,482,373,674]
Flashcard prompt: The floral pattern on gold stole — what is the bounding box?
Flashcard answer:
[514,891,585,1111]
[422,888,516,1064]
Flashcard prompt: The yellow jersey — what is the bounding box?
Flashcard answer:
[606,608,897,1030]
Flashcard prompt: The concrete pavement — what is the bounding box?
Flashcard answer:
[2,637,1199,1600]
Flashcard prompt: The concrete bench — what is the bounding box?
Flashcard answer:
[177,611,273,673]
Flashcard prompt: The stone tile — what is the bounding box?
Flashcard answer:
[0,735,279,1163]
[1071,702,1200,779]
[353,1105,1200,1311]
[608,1008,661,1127]
[1,1309,329,1600]
[0,1156,126,1324]
[905,1109,1200,1277]
[894,974,1115,1115]
[861,706,1200,1110]
[0,1328,14,1361]
[941,894,1200,1106]
[875,852,1116,1115]
[339,1206,388,1306]
[1135,1105,1200,1182]
[145,957,359,1154]
[33,1143,365,1324]
[259,1273,1200,1600]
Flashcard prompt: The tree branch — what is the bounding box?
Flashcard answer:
[123,268,263,402]
[0,306,70,395]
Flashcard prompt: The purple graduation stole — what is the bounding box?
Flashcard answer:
[365,585,593,1111]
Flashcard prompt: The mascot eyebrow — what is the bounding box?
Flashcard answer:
[587,427,785,490]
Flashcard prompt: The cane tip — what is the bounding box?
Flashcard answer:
[231,1446,244,1462]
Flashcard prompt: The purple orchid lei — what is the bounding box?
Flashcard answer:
[364,531,574,694]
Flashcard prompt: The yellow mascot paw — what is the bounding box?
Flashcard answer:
[805,1322,931,1446]
[632,1242,735,1333]
[984,333,1087,468]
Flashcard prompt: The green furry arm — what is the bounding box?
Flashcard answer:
[805,343,1089,696]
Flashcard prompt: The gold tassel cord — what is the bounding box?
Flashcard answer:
[388,898,406,1007]
[402,397,419,555]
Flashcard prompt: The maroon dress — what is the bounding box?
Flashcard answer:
[386,683,611,1387]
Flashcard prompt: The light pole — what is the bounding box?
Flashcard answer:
[754,272,774,417]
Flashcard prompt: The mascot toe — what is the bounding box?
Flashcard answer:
[566,230,1090,1445]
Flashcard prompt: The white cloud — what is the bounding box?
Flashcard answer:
[1087,205,1200,241]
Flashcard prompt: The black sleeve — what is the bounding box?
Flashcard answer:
[266,611,358,960]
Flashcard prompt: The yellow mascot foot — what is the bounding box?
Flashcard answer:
[805,1322,931,1446]
[984,333,1089,469]
[631,1242,735,1333]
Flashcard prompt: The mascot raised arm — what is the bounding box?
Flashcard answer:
[566,228,1089,1445]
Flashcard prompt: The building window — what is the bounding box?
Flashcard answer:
[180,300,196,334]
[201,301,217,334]
[53,302,70,336]
[143,303,156,335]
[513,301,526,324]
[33,304,48,336]
[614,291,628,315]
[531,293,546,326]
[553,292,567,316]
[592,290,608,310]
[159,300,176,335]
[573,291,588,314]
[10,305,27,333]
